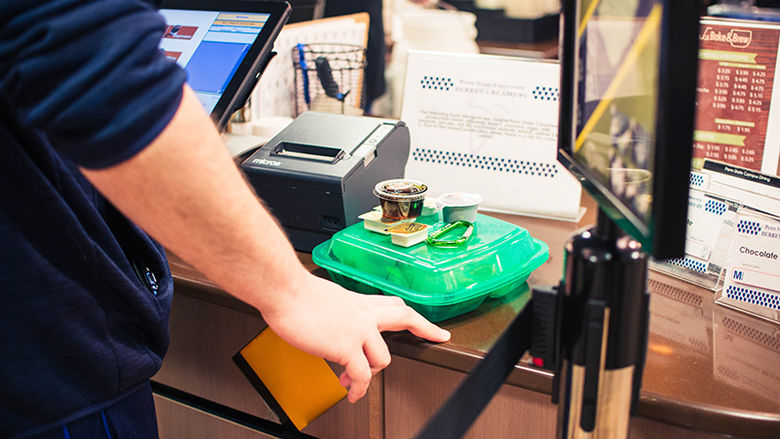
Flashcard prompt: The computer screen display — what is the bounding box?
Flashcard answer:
[159,9,271,113]
[558,0,700,258]
[158,0,290,130]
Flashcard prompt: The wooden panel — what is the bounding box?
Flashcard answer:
[384,356,557,439]
[385,357,723,439]
[629,416,723,439]
[155,394,278,439]
[154,290,373,439]
[153,291,278,421]
[304,373,379,439]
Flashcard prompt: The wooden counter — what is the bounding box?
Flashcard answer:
[157,196,780,439]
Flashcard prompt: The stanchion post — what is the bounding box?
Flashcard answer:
[555,208,650,439]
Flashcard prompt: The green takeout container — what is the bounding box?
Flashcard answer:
[312,213,549,322]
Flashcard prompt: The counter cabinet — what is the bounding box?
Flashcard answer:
[153,197,780,439]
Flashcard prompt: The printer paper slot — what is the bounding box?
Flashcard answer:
[273,142,345,163]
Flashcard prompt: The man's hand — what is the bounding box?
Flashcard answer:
[265,272,449,402]
[81,85,449,402]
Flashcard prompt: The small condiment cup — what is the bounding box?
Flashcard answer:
[437,192,482,223]
[373,179,428,221]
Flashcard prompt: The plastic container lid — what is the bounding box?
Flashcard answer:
[373,179,428,202]
[313,214,549,321]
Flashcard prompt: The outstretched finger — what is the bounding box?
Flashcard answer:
[343,351,372,403]
[375,304,451,342]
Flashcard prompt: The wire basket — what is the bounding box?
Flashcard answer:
[292,43,367,116]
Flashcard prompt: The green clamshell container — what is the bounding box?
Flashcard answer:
[312,214,549,322]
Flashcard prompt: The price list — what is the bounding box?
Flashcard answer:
[693,21,779,173]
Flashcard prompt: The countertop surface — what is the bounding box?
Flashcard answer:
[168,196,780,438]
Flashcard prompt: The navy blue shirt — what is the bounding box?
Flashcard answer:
[0,1,186,436]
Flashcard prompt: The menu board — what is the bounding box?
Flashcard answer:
[693,18,780,176]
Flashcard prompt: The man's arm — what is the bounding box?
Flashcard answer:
[81,85,450,403]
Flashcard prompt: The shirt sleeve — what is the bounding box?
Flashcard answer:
[0,0,187,169]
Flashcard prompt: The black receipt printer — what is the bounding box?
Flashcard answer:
[240,111,410,251]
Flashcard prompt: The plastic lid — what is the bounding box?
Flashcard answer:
[313,214,549,306]
[373,179,428,202]
[438,192,482,207]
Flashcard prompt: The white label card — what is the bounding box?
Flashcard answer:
[401,51,582,220]
[727,212,780,293]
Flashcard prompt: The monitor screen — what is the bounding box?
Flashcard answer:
[159,10,271,113]
[158,1,290,130]
[558,0,700,258]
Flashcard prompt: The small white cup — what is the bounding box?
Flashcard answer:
[437,192,482,223]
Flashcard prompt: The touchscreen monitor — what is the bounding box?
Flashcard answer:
[159,0,290,130]
[558,0,700,258]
